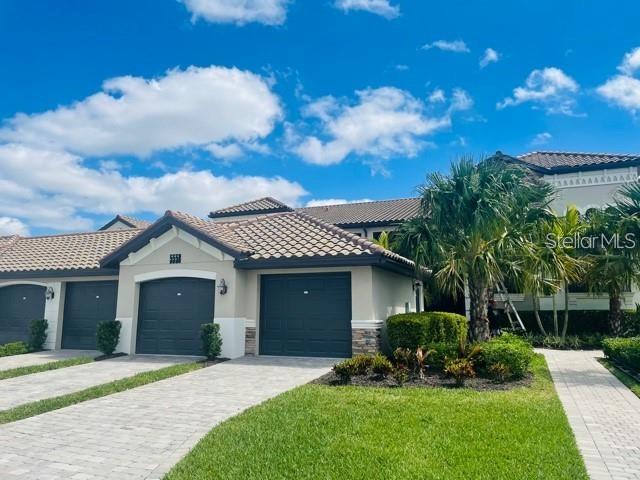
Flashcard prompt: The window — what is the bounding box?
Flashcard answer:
[169,254,182,264]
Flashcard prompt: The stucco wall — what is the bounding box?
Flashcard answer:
[371,267,416,321]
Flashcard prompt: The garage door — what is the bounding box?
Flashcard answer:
[61,281,118,350]
[260,273,352,358]
[0,285,46,345]
[136,277,215,355]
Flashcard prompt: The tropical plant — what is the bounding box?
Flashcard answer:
[582,208,640,336]
[371,231,392,250]
[395,156,553,341]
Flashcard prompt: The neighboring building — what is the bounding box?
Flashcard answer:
[99,215,153,231]
[0,205,422,358]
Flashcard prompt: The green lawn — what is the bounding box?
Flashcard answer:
[0,362,203,425]
[165,355,586,480]
[0,356,93,380]
[599,358,640,398]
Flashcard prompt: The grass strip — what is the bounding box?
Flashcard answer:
[0,357,93,380]
[599,358,640,398]
[166,355,587,480]
[0,361,203,425]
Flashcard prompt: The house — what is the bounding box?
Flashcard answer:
[0,204,422,359]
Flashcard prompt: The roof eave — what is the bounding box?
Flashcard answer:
[0,268,120,280]
[208,206,293,219]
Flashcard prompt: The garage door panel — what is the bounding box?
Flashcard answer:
[259,273,352,358]
[62,282,118,350]
[0,285,46,344]
[136,277,214,355]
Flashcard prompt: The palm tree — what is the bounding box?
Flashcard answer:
[396,156,553,341]
[582,207,640,335]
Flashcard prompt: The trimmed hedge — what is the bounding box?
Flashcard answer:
[96,320,121,355]
[28,319,48,352]
[496,310,613,335]
[387,311,467,351]
[0,342,29,357]
[481,333,534,379]
[602,337,640,372]
[201,323,223,359]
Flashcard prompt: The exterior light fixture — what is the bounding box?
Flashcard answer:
[45,287,55,301]
[218,279,228,295]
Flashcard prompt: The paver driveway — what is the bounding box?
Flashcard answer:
[0,350,98,372]
[543,349,640,480]
[0,355,195,410]
[0,355,334,480]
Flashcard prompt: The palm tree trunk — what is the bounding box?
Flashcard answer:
[532,293,547,336]
[468,281,490,341]
[552,293,559,337]
[609,291,623,336]
[561,280,569,340]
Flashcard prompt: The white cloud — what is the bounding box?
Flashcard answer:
[428,89,446,103]
[479,48,499,68]
[395,64,409,71]
[204,141,270,161]
[497,67,580,115]
[531,132,552,146]
[334,0,399,19]
[619,47,640,75]
[0,217,29,236]
[291,86,472,166]
[597,47,640,113]
[305,198,373,207]
[0,144,306,231]
[422,40,470,53]
[0,66,282,157]
[179,0,289,25]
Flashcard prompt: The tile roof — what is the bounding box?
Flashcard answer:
[0,235,20,254]
[209,197,293,218]
[0,229,143,274]
[297,198,422,226]
[98,214,153,230]
[517,151,640,172]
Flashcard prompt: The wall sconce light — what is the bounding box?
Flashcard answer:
[217,279,228,295]
[45,287,55,301]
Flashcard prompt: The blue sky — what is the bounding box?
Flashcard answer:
[0,0,639,235]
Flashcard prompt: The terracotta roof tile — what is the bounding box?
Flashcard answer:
[209,197,293,218]
[518,151,640,172]
[0,229,143,273]
[297,198,421,226]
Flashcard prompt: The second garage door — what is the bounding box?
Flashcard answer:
[62,281,118,350]
[260,273,352,358]
[136,277,215,355]
[0,285,46,345]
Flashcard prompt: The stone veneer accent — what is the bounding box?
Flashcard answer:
[352,327,382,355]
[245,327,256,355]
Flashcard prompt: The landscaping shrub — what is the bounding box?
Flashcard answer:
[96,320,121,355]
[371,353,393,376]
[427,342,459,369]
[332,354,374,380]
[200,323,223,359]
[444,358,475,386]
[387,311,467,350]
[481,333,534,379]
[602,337,640,372]
[0,341,29,357]
[497,310,612,335]
[488,362,511,383]
[522,332,606,350]
[28,319,48,351]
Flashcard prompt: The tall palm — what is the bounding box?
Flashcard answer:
[396,156,553,341]
[582,207,640,335]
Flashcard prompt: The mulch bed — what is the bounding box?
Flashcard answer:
[198,357,229,367]
[94,352,128,361]
[313,370,533,391]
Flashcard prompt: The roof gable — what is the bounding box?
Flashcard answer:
[209,197,293,218]
[99,215,153,231]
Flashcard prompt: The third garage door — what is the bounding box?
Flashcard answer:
[136,277,215,355]
[259,273,352,358]
[0,285,46,345]
[62,281,118,350]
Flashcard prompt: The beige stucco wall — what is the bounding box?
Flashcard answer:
[371,268,416,321]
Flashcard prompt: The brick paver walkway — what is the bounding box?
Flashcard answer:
[543,349,640,480]
[0,356,334,479]
[0,350,98,372]
[0,355,194,410]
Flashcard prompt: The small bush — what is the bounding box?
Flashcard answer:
[481,334,534,379]
[387,311,467,351]
[426,342,459,369]
[488,362,511,383]
[371,353,393,376]
[28,319,48,351]
[96,320,121,355]
[332,354,374,380]
[392,365,409,385]
[602,337,640,372]
[523,332,606,350]
[200,323,223,359]
[444,358,475,386]
[0,341,29,357]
